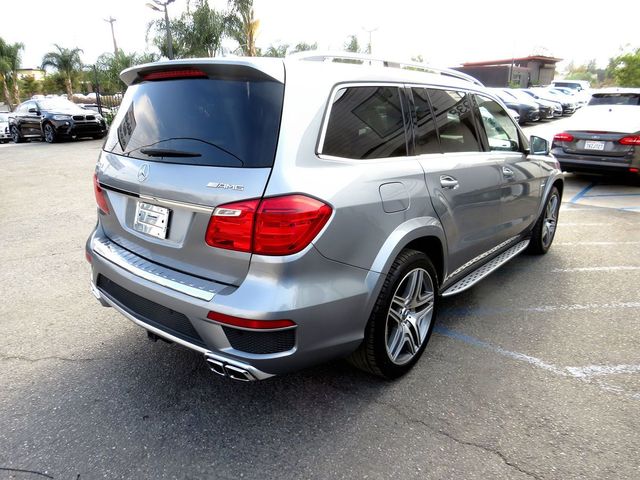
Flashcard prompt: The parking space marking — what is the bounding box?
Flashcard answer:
[569,183,596,203]
[556,241,640,246]
[441,301,640,317]
[435,326,640,400]
[583,193,640,197]
[551,266,640,273]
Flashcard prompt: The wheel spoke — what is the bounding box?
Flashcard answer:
[403,271,420,307]
[387,326,405,361]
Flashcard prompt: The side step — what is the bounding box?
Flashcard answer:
[441,239,530,297]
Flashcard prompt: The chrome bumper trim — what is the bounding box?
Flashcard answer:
[91,236,216,301]
[94,282,274,380]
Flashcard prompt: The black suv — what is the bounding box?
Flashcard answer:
[9,97,107,143]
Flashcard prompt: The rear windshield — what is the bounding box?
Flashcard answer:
[104,78,284,167]
[588,93,640,106]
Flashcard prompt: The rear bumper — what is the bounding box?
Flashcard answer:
[553,150,637,174]
[86,227,380,377]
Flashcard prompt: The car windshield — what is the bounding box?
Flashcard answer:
[38,98,77,110]
[588,93,640,106]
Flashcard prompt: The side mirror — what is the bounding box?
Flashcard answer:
[530,135,550,155]
[28,107,38,114]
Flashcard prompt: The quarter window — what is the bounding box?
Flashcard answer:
[475,95,520,152]
[411,88,439,154]
[427,90,481,153]
[322,86,407,159]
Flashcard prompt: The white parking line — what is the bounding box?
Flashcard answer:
[525,301,640,313]
[556,241,640,246]
[551,266,640,273]
[566,364,640,378]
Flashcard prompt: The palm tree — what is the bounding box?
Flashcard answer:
[0,38,24,109]
[41,44,83,99]
[227,0,259,56]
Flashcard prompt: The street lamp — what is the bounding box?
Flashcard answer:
[146,0,176,60]
[362,26,378,55]
[104,16,118,56]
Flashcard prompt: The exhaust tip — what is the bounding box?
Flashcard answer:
[224,364,254,382]
[206,358,227,377]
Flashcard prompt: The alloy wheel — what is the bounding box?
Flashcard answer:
[44,125,55,143]
[541,193,559,248]
[385,267,435,365]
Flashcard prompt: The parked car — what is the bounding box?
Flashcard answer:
[503,88,554,119]
[523,88,576,115]
[9,97,107,143]
[86,54,563,380]
[507,108,520,123]
[508,89,560,118]
[489,88,539,123]
[0,112,10,143]
[551,88,640,175]
[547,87,588,109]
[550,80,590,92]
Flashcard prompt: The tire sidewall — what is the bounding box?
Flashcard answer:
[537,187,560,253]
[44,124,55,143]
[370,253,439,379]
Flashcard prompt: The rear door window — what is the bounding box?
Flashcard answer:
[103,78,284,167]
[474,95,520,152]
[427,90,481,153]
[322,86,408,159]
[588,93,640,106]
[411,88,440,154]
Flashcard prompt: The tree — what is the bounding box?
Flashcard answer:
[147,0,227,58]
[41,45,83,98]
[19,75,41,98]
[263,43,288,58]
[96,51,159,92]
[290,42,317,54]
[344,35,362,53]
[608,47,640,87]
[0,38,24,109]
[227,0,260,56]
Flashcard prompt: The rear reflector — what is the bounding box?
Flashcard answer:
[85,251,92,263]
[207,311,296,330]
[630,168,639,173]
[619,135,640,146]
[93,173,110,214]
[205,194,332,256]
[142,68,207,81]
[553,132,574,142]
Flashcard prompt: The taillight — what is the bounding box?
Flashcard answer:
[205,199,259,252]
[207,311,295,330]
[93,173,110,214]
[619,135,640,146]
[142,68,207,81]
[205,194,332,256]
[553,132,574,142]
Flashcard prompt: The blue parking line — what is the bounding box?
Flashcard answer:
[569,183,596,203]
[583,193,640,198]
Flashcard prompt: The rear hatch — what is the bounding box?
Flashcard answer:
[96,60,285,286]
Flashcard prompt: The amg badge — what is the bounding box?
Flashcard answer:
[206,182,244,191]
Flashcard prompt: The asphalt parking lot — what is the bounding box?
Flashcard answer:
[1,134,639,479]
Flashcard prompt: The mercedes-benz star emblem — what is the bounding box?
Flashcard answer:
[138,164,150,182]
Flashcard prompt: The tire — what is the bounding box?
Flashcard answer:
[527,186,560,255]
[92,134,106,140]
[349,249,438,379]
[43,123,57,143]
[10,126,24,143]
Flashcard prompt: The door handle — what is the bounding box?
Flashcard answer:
[502,166,514,177]
[440,175,459,190]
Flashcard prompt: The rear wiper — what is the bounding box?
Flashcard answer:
[139,148,202,158]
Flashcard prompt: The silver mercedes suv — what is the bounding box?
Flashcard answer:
[86,52,563,381]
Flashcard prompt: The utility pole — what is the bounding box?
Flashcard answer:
[147,0,176,60]
[104,17,118,56]
[362,26,378,55]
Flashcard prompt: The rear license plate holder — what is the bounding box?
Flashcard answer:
[133,202,171,239]
[584,140,605,151]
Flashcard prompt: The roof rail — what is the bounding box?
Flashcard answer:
[287,50,484,86]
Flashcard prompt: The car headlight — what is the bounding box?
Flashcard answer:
[95,114,103,121]
[52,114,72,120]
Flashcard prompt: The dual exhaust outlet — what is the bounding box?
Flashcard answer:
[205,356,255,382]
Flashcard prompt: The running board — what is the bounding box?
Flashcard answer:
[441,240,530,297]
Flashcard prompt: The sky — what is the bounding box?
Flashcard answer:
[4,0,639,72]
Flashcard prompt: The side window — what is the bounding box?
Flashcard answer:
[474,95,520,152]
[322,86,407,159]
[16,103,28,113]
[427,89,481,153]
[411,88,440,155]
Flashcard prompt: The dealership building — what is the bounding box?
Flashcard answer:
[453,55,563,88]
